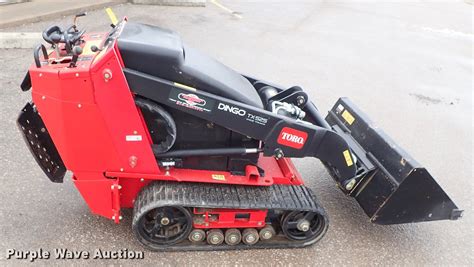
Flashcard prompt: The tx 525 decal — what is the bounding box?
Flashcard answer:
[218,103,268,126]
[277,127,308,149]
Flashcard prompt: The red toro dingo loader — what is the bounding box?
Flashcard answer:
[17,13,462,250]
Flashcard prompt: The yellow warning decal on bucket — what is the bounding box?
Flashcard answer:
[341,110,355,125]
[343,150,354,167]
[212,174,226,181]
[174,82,197,91]
[105,8,118,25]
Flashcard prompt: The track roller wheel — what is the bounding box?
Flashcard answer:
[281,210,327,242]
[133,205,193,248]
[207,229,224,245]
[224,228,242,245]
[242,228,259,245]
[259,225,276,241]
[188,229,206,243]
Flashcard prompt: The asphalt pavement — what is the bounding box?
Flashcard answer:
[0,0,125,28]
[0,1,472,266]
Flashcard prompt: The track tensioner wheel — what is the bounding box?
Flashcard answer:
[281,211,327,242]
[133,205,193,248]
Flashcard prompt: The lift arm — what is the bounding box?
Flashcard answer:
[123,68,359,185]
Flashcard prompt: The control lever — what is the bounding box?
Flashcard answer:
[73,12,87,31]
[69,46,83,67]
[90,45,103,53]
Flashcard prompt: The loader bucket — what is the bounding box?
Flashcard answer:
[325,98,463,224]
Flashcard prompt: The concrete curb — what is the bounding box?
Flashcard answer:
[0,0,30,5]
[0,32,42,49]
[0,1,126,29]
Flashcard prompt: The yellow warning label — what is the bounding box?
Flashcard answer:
[174,82,197,91]
[343,150,354,167]
[342,110,355,125]
[105,8,118,25]
[212,174,226,181]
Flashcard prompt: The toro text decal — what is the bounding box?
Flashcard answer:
[277,127,308,149]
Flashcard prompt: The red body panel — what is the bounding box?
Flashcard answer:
[193,208,267,229]
[28,27,305,224]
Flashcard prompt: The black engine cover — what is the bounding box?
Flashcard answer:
[117,22,263,108]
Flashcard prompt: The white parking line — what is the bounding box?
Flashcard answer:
[210,0,242,19]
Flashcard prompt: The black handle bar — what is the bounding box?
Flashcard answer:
[34,44,49,68]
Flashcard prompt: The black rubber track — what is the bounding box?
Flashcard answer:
[132,181,329,251]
